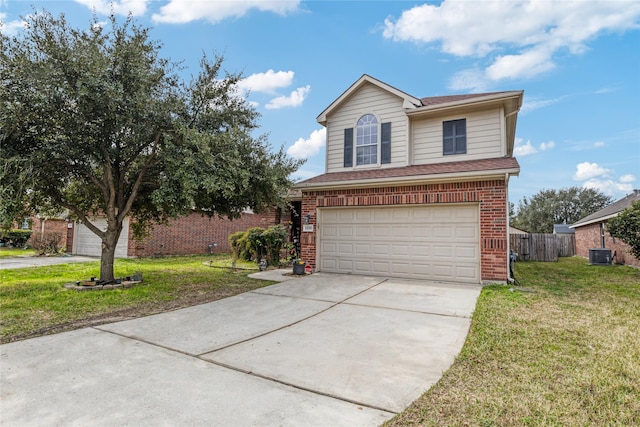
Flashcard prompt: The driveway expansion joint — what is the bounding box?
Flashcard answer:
[92,317,399,415]
[197,357,398,415]
[341,301,473,319]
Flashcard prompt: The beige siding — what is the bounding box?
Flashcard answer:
[412,108,503,164]
[326,82,408,173]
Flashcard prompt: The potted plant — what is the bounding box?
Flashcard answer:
[292,259,305,275]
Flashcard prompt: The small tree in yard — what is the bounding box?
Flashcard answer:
[607,200,640,260]
[0,11,302,282]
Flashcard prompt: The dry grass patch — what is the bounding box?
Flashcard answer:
[387,257,640,426]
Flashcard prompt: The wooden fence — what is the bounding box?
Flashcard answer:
[510,233,576,262]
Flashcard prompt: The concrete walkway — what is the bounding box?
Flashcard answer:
[0,271,481,426]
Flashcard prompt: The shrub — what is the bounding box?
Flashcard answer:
[228,230,252,261]
[607,200,640,259]
[0,229,32,248]
[262,224,288,266]
[30,232,62,254]
[229,225,289,266]
[246,227,267,262]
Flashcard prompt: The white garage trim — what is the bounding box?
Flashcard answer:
[317,204,480,283]
[72,218,130,258]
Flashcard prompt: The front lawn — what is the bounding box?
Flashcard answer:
[0,247,38,258]
[0,254,272,343]
[388,257,640,426]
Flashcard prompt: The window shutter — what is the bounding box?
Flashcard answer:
[381,122,391,164]
[344,128,353,167]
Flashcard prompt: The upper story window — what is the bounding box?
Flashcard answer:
[356,114,378,165]
[443,119,466,155]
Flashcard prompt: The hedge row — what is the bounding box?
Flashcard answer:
[0,229,32,248]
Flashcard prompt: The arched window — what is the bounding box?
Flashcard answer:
[356,114,378,165]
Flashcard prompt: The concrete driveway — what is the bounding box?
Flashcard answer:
[0,271,481,426]
[0,255,98,270]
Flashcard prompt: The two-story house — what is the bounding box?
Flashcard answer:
[295,75,523,284]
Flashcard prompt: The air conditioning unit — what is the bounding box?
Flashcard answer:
[589,248,612,266]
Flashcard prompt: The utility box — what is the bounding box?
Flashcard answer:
[589,248,612,266]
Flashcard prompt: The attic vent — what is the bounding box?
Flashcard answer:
[589,248,612,266]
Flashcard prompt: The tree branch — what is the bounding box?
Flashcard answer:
[117,131,162,223]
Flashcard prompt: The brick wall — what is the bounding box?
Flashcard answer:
[575,222,640,268]
[130,209,282,257]
[301,179,509,282]
[29,218,70,251]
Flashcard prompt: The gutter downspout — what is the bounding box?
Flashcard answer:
[506,172,512,282]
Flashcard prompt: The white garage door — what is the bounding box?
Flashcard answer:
[73,218,129,258]
[318,205,480,283]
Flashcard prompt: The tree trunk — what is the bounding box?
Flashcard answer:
[99,225,122,283]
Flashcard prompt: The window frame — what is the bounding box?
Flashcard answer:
[443,118,467,156]
[355,114,380,166]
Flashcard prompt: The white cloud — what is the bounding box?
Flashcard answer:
[513,139,537,156]
[514,138,555,157]
[74,0,149,16]
[153,0,300,24]
[582,178,635,196]
[539,141,555,151]
[287,128,326,159]
[486,46,556,81]
[619,174,637,183]
[520,96,565,114]
[579,169,636,197]
[265,85,310,110]
[573,161,612,181]
[237,70,295,94]
[383,0,640,84]
[0,13,26,35]
[593,141,606,148]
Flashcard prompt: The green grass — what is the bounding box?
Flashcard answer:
[387,257,640,426]
[0,254,273,343]
[0,247,38,258]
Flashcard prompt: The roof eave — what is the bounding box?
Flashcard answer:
[570,212,620,229]
[296,168,520,191]
[406,91,523,116]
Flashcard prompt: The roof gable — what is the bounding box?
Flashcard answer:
[316,74,422,126]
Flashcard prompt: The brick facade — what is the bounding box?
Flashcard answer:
[301,179,509,282]
[129,209,284,257]
[575,222,640,268]
[32,209,287,257]
[29,218,72,252]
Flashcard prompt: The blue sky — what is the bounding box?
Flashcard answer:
[2,0,639,204]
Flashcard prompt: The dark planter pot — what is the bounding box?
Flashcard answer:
[293,262,305,275]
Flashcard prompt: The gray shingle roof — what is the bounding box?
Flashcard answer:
[419,92,515,107]
[571,190,640,228]
[553,224,575,234]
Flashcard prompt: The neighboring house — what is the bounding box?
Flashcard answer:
[295,75,523,284]
[509,226,529,235]
[553,224,575,235]
[571,189,640,267]
[30,208,295,258]
[23,216,72,252]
